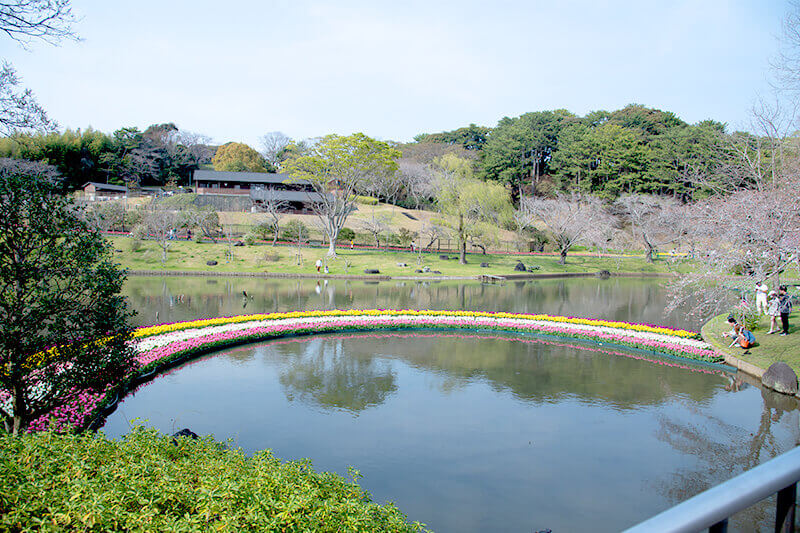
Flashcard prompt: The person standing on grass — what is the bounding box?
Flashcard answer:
[767,291,781,334]
[777,286,793,336]
[756,281,769,314]
[315,258,322,272]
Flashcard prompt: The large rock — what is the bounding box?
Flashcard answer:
[171,428,199,445]
[439,255,450,260]
[514,261,527,272]
[363,268,380,274]
[480,262,490,268]
[762,362,799,395]
[206,260,218,266]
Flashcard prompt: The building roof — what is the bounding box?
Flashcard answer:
[82,182,127,192]
[194,169,310,185]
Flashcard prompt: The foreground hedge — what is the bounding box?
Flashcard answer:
[0,428,426,532]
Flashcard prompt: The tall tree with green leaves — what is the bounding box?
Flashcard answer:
[284,133,400,257]
[212,142,273,173]
[434,153,512,264]
[549,122,650,199]
[0,159,135,435]
[481,110,576,201]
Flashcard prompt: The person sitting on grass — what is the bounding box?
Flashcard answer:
[722,315,756,349]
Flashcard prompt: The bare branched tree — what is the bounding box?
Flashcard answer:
[419,221,445,251]
[666,178,800,319]
[256,189,288,246]
[82,200,125,233]
[0,1,78,133]
[397,160,437,208]
[615,194,687,262]
[0,62,55,134]
[184,204,219,243]
[0,0,78,47]
[518,194,610,265]
[771,1,800,95]
[259,131,291,168]
[133,201,182,262]
[359,210,392,248]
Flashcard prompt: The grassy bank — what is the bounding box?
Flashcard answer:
[702,312,800,374]
[107,236,689,277]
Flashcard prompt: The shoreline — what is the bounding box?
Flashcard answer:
[126,269,676,281]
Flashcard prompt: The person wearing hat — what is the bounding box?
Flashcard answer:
[767,290,781,334]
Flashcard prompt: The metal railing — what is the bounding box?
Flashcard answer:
[623,445,800,532]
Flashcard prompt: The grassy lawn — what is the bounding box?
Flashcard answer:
[107,236,690,277]
[702,312,800,374]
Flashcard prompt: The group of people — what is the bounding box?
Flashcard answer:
[723,282,793,351]
[755,282,793,336]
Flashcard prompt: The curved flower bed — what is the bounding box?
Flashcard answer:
[22,310,725,432]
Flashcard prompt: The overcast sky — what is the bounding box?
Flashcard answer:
[2,0,789,147]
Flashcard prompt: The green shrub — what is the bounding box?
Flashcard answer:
[0,428,426,532]
[251,222,274,241]
[397,228,415,247]
[351,195,378,205]
[281,219,309,242]
[337,227,356,241]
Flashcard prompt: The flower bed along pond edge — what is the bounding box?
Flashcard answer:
[14,310,730,433]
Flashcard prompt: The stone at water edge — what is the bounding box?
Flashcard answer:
[514,262,526,272]
[206,260,218,266]
[363,268,380,274]
[761,362,799,395]
[172,428,200,445]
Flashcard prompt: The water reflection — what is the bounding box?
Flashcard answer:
[652,382,800,531]
[103,331,799,532]
[278,337,398,413]
[123,276,700,330]
[115,277,798,532]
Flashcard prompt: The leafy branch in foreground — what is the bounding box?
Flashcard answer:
[0,158,135,435]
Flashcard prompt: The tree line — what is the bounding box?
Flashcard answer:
[415,105,734,201]
[0,102,754,205]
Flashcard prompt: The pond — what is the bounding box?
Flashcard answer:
[105,276,799,532]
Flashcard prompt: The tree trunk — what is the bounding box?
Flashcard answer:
[12,384,25,437]
[458,214,467,264]
[646,245,655,263]
[559,249,567,265]
[327,238,337,257]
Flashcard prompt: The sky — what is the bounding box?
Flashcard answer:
[1,0,791,148]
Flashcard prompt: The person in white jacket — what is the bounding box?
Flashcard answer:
[755,281,769,314]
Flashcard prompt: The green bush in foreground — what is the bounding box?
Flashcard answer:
[0,427,426,532]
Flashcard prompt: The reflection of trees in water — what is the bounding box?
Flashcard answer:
[390,333,718,408]
[276,338,398,414]
[123,276,699,330]
[260,332,719,412]
[652,387,799,531]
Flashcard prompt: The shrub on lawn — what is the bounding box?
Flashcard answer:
[337,227,356,242]
[0,428,426,532]
[281,220,309,243]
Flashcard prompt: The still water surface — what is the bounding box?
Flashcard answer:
[104,277,799,532]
